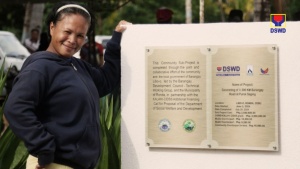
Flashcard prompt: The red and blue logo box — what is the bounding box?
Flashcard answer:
[270,14,286,33]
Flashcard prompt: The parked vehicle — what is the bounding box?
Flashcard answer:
[95,35,112,53]
[0,31,30,98]
[0,31,30,71]
[74,35,111,60]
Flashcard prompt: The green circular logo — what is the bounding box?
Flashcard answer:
[183,119,195,132]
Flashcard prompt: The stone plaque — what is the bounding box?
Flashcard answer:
[146,45,279,151]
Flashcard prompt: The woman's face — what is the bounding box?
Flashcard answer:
[48,14,89,57]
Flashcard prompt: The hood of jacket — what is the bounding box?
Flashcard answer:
[21,51,74,71]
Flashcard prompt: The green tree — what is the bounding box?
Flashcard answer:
[0,4,25,38]
[100,0,187,34]
[283,0,300,20]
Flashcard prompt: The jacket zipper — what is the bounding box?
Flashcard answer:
[70,61,97,121]
[70,61,101,162]
[71,63,77,71]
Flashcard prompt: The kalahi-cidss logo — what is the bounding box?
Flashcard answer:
[270,14,286,33]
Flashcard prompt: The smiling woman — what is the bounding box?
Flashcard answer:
[48,14,89,57]
[4,1,130,169]
[46,3,92,58]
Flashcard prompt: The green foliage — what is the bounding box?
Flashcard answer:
[0,58,7,97]
[0,58,9,133]
[101,0,243,34]
[97,89,121,169]
[0,60,29,169]
[0,129,28,169]
[0,1,259,35]
[283,0,300,20]
[0,4,25,39]
[100,0,186,34]
[202,0,223,23]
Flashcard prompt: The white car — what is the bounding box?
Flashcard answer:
[0,31,30,71]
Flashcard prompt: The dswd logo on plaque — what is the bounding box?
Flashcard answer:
[270,14,286,33]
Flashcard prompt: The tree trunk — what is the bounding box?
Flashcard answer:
[185,0,192,23]
[254,0,270,21]
[199,0,204,23]
[218,0,225,22]
[21,3,45,43]
[21,3,32,43]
